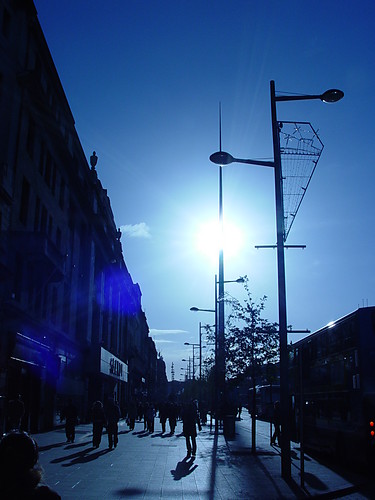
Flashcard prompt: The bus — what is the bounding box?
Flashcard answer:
[289,307,375,465]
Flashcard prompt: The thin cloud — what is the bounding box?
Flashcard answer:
[120,223,151,239]
[150,329,188,336]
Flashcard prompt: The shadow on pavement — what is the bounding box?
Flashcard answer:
[64,440,92,449]
[171,457,198,480]
[50,445,110,466]
[62,447,112,466]
[38,441,66,452]
[114,487,145,497]
[118,429,132,435]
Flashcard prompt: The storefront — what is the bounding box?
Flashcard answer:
[87,347,128,416]
[5,331,60,433]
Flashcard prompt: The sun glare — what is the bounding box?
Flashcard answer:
[195,220,243,262]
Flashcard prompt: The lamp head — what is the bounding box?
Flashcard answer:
[320,89,344,103]
[190,307,199,312]
[209,151,234,165]
[184,342,189,346]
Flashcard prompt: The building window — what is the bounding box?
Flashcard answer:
[63,284,70,334]
[59,178,65,209]
[39,141,46,175]
[56,227,61,250]
[51,161,56,194]
[44,151,52,186]
[27,262,36,310]
[14,253,23,302]
[51,286,58,324]
[40,205,47,234]
[48,215,53,238]
[19,177,30,226]
[26,115,35,159]
[42,286,48,319]
[34,196,40,231]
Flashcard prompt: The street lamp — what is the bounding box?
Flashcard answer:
[215,274,245,408]
[210,80,343,479]
[190,307,215,313]
[184,342,200,380]
[182,358,191,380]
[180,367,187,381]
[191,274,244,430]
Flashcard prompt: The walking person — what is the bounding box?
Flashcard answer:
[146,402,155,433]
[142,402,148,430]
[63,399,78,443]
[168,402,178,434]
[127,399,137,431]
[7,394,25,431]
[181,400,202,459]
[159,402,168,434]
[105,397,121,449]
[271,400,281,446]
[91,401,106,448]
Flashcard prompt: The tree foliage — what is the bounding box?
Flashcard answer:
[224,276,279,381]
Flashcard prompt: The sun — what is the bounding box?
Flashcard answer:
[194,219,244,262]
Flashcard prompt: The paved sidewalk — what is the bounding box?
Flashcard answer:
[226,415,372,499]
[32,413,372,499]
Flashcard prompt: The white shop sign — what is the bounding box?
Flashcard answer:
[100,347,127,382]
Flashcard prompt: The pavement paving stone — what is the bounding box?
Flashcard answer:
[32,413,373,499]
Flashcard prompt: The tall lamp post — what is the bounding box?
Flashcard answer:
[182,358,191,380]
[191,275,244,429]
[184,342,200,380]
[210,80,343,479]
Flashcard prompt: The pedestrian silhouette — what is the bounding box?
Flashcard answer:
[91,401,106,448]
[105,397,121,449]
[271,400,281,446]
[63,399,78,443]
[181,400,202,458]
[0,430,61,498]
[158,401,168,434]
[168,402,178,434]
[7,394,25,431]
[127,399,137,431]
[146,402,155,433]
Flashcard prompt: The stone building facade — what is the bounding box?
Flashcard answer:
[0,0,162,432]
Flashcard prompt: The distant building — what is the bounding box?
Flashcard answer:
[0,0,164,432]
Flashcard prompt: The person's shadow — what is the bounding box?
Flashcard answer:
[171,457,198,480]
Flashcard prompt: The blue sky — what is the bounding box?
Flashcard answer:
[34,0,375,381]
